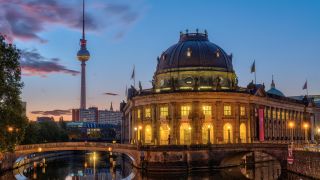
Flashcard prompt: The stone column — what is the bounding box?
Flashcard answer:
[249,104,256,142]
[311,113,315,142]
[265,107,269,141]
[169,102,177,145]
[271,107,274,140]
[151,104,157,145]
[215,101,222,143]
[235,103,240,143]
[192,101,200,144]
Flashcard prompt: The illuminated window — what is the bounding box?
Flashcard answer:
[272,110,276,119]
[137,109,141,119]
[187,48,192,57]
[216,50,220,58]
[145,108,151,118]
[224,105,232,116]
[240,106,246,116]
[160,106,168,118]
[277,111,280,119]
[282,112,285,120]
[181,105,191,117]
[268,109,271,118]
[202,105,212,116]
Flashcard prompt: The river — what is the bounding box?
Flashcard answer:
[0,151,312,180]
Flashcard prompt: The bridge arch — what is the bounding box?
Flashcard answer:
[219,148,287,169]
[14,142,141,168]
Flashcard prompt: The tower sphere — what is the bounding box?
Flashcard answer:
[77,48,90,62]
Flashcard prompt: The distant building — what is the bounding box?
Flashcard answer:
[98,110,122,125]
[66,122,121,140]
[72,107,98,122]
[37,116,54,123]
[72,109,80,121]
[80,107,98,122]
[98,102,123,125]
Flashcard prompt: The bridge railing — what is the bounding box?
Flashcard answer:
[15,142,138,152]
[139,143,288,151]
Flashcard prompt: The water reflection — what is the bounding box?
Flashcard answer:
[21,151,134,180]
[0,151,313,180]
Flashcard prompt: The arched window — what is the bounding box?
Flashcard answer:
[240,123,246,143]
[223,123,233,143]
[160,124,170,145]
[180,123,192,145]
[202,123,214,144]
[145,125,152,144]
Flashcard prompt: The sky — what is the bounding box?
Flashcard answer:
[1,0,320,121]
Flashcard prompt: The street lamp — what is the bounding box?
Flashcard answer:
[289,121,294,144]
[227,125,231,144]
[303,123,309,144]
[207,125,211,144]
[7,126,13,133]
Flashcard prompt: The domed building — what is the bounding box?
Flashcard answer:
[121,31,320,145]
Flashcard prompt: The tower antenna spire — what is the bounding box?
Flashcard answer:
[82,0,85,40]
[77,0,90,110]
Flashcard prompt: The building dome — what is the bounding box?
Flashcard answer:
[156,32,233,74]
[267,77,285,97]
[153,31,237,92]
[267,88,285,97]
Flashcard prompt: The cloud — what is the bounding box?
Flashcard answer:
[31,109,71,116]
[20,49,79,77]
[0,0,145,42]
[104,92,118,96]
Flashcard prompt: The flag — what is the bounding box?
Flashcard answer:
[303,80,308,90]
[251,60,255,73]
[131,65,135,80]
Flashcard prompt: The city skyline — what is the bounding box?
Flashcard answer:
[2,0,319,120]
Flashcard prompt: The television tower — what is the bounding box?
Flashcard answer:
[77,0,90,109]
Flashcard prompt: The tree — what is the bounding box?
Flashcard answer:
[0,35,27,152]
[21,122,40,144]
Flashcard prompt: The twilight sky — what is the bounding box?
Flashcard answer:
[1,0,319,120]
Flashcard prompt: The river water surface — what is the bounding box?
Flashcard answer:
[0,151,312,180]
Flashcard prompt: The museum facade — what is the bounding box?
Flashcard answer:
[121,31,320,145]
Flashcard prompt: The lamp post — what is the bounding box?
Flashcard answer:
[289,121,294,144]
[227,126,231,144]
[304,123,309,144]
[134,127,137,144]
[207,125,211,144]
[138,126,142,144]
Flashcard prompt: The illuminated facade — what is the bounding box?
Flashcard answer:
[122,31,320,145]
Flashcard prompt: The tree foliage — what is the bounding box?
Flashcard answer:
[0,35,27,152]
[22,121,68,144]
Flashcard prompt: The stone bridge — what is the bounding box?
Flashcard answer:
[14,142,141,167]
[0,142,290,173]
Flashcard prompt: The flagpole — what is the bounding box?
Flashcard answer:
[306,79,309,97]
[134,65,136,89]
[254,71,257,85]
